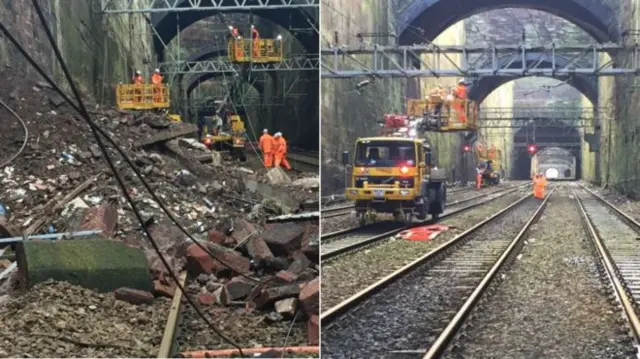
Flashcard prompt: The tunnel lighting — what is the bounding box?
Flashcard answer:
[528,145,537,154]
[463,144,471,152]
[276,34,283,40]
[400,166,409,174]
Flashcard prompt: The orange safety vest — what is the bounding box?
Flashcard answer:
[259,134,274,153]
[251,27,260,40]
[133,75,144,84]
[151,73,163,85]
[274,137,287,155]
[455,84,467,100]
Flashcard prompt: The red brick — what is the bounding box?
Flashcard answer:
[208,243,251,276]
[230,219,259,245]
[207,230,227,245]
[246,237,275,267]
[153,280,176,298]
[114,287,154,305]
[299,278,319,316]
[198,293,216,306]
[254,284,300,309]
[262,223,305,256]
[186,244,216,276]
[224,277,255,300]
[307,315,319,345]
[275,270,297,284]
[287,252,311,275]
[78,204,118,237]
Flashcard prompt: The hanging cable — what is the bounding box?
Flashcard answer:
[0,98,29,169]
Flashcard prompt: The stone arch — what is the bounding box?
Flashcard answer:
[467,52,598,104]
[397,0,619,45]
[185,72,265,98]
[151,3,318,61]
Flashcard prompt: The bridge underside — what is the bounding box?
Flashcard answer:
[397,0,619,45]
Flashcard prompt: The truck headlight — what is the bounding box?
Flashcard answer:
[400,190,410,196]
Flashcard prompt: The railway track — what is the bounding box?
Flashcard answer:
[286,152,318,173]
[321,184,529,261]
[321,191,553,359]
[572,184,640,340]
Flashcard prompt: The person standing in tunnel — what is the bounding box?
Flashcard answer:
[259,129,274,167]
[132,70,144,104]
[273,132,292,170]
[454,79,468,124]
[251,25,261,58]
[151,68,163,104]
[532,173,547,199]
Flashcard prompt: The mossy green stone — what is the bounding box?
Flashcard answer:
[20,238,151,293]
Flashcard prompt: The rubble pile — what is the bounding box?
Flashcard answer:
[0,280,170,358]
[0,70,320,351]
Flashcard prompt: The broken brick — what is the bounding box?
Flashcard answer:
[207,230,227,245]
[307,315,319,345]
[198,293,216,306]
[114,288,154,305]
[153,280,176,298]
[275,270,297,284]
[246,236,275,267]
[299,278,319,316]
[262,223,305,256]
[214,286,231,306]
[224,276,255,300]
[302,245,320,264]
[148,223,188,257]
[78,204,118,238]
[186,243,250,277]
[287,252,311,275]
[254,284,300,309]
[275,297,297,318]
[230,219,258,246]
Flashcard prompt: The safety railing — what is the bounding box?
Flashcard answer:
[407,98,478,131]
[116,84,170,110]
[227,38,284,63]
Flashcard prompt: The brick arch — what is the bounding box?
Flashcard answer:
[466,52,598,105]
[397,0,619,45]
[185,72,266,98]
[151,3,318,62]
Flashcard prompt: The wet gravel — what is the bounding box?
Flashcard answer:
[321,196,540,359]
[320,189,529,312]
[445,191,633,359]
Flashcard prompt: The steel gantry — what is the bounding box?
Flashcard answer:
[98,0,319,13]
[477,107,601,128]
[321,43,640,78]
[159,57,319,74]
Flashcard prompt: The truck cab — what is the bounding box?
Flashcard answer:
[344,137,447,224]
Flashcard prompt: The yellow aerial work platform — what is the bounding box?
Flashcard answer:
[116,84,170,110]
[227,38,283,63]
[407,97,479,132]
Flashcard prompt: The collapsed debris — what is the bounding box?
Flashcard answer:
[0,70,320,351]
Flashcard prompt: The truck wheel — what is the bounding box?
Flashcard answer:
[428,183,445,215]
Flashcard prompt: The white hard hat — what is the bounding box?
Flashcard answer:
[154,68,160,73]
[251,24,255,28]
[263,129,268,133]
[276,132,282,137]
[136,70,141,75]
[458,79,465,84]
[228,25,233,30]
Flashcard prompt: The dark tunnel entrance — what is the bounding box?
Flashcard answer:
[511,120,582,180]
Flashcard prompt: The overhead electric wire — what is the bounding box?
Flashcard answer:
[25,1,244,354]
[0,98,29,169]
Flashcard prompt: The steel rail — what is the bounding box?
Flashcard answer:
[321,184,527,243]
[573,185,640,341]
[321,192,535,325]
[578,183,640,229]
[422,189,554,358]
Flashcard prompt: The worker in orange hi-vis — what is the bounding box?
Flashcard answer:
[151,69,163,103]
[476,164,483,189]
[533,173,547,199]
[259,128,274,167]
[132,70,144,104]
[251,25,260,58]
[273,132,292,170]
[454,79,468,124]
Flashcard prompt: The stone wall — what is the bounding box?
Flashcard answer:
[321,0,405,194]
[0,0,154,103]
